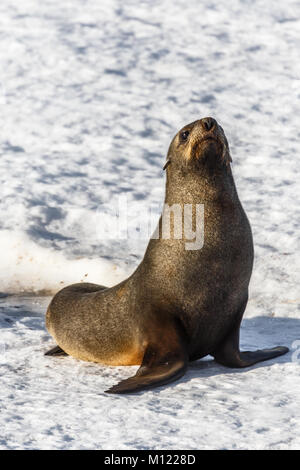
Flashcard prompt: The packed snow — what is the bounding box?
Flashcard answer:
[0,0,299,450]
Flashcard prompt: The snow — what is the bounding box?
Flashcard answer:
[0,0,300,450]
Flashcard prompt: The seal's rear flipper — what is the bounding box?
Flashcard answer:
[106,324,188,394]
[45,345,68,356]
[213,320,289,368]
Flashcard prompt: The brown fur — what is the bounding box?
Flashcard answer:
[45,117,288,393]
[46,118,250,365]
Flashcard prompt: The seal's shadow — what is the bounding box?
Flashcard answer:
[180,316,299,386]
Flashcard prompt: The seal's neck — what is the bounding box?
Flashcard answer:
[165,164,237,204]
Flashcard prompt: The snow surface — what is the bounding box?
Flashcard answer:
[0,0,300,450]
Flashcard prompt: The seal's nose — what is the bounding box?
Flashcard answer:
[201,117,216,132]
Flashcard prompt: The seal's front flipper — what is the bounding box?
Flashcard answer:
[45,345,68,356]
[106,323,188,394]
[226,347,288,367]
[213,321,289,368]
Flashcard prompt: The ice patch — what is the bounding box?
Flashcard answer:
[0,230,127,294]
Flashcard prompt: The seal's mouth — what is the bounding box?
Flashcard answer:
[198,136,219,145]
[192,136,222,160]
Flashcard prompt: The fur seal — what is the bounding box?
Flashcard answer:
[45,117,289,393]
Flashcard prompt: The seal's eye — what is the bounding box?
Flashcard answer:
[180,130,190,142]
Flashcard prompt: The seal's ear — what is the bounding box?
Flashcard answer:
[222,148,232,173]
[163,159,171,170]
[225,149,232,164]
[221,135,232,166]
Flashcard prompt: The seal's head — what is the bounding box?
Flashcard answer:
[164,117,232,172]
